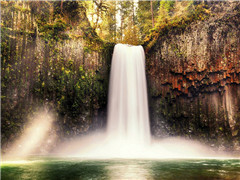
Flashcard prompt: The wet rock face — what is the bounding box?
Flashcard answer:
[146,2,240,151]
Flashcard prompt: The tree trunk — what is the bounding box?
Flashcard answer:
[120,9,123,41]
[61,0,63,13]
[150,0,154,28]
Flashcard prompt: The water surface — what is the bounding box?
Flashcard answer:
[2,158,240,180]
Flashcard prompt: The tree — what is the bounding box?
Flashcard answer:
[92,0,109,31]
[150,0,154,28]
[101,1,117,42]
[136,0,160,40]
[157,0,175,23]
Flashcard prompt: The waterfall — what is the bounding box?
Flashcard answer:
[107,44,151,146]
[55,44,224,159]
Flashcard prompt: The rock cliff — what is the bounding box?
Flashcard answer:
[146,1,240,152]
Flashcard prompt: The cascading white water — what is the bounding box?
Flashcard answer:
[107,44,151,146]
[54,44,229,159]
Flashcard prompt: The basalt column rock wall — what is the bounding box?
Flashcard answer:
[146,2,240,151]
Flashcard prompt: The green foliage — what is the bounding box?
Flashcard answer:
[29,1,52,23]
[136,1,160,41]
[99,1,117,43]
[33,63,106,119]
[118,1,142,45]
[53,1,82,25]
[121,22,141,45]
[38,18,68,41]
[144,2,211,52]
[160,0,175,12]
[1,1,111,144]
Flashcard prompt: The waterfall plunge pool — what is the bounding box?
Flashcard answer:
[2,157,240,180]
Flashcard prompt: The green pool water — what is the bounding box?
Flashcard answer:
[1,158,240,180]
